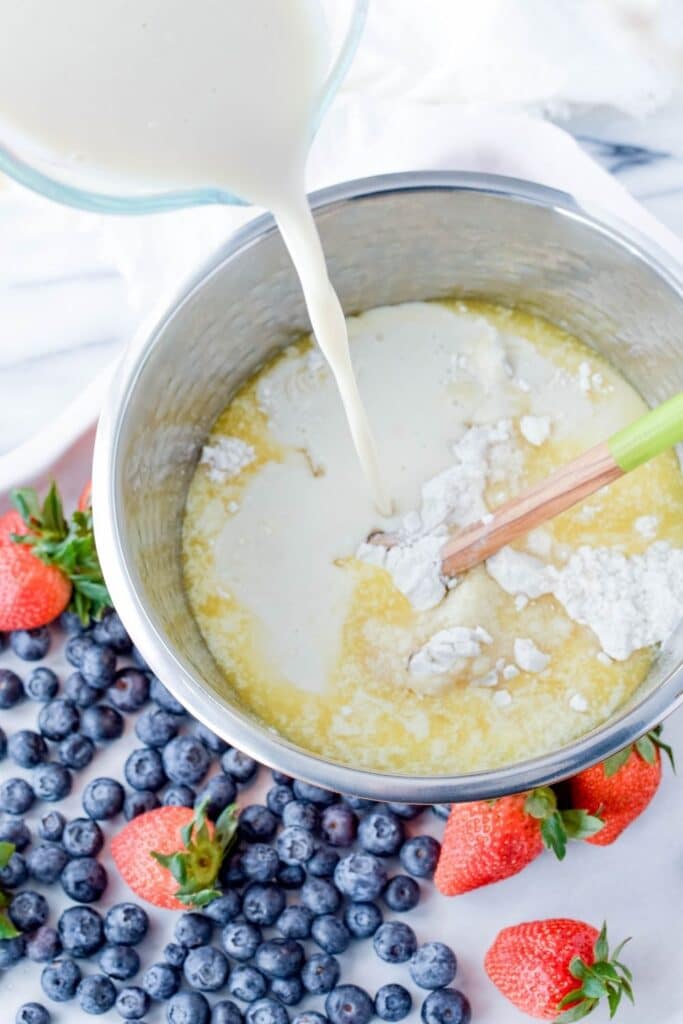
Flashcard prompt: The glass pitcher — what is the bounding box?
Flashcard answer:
[0,0,368,215]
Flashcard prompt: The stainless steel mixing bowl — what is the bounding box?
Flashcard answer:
[94,172,683,802]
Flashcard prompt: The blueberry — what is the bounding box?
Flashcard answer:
[292,1015,328,1024]
[99,944,140,980]
[0,726,6,760]
[9,890,49,930]
[358,811,403,857]
[343,797,375,813]
[239,805,278,843]
[167,991,211,1024]
[58,906,104,956]
[302,879,340,916]
[0,777,35,814]
[0,669,24,708]
[36,699,78,741]
[104,902,149,945]
[344,901,383,938]
[57,734,95,770]
[204,891,241,925]
[11,627,50,661]
[162,736,210,786]
[60,818,102,858]
[142,961,180,1000]
[334,853,387,901]
[92,611,131,654]
[373,922,417,964]
[136,706,180,747]
[124,789,160,819]
[314,915,351,955]
[220,850,247,889]
[163,783,196,808]
[0,850,28,888]
[276,906,312,940]
[325,985,374,1024]
[27,843,68,883]
[60,856,108,902]
[307,848,339,879]
[116,986,150,1020]
[221,747,258,782]
[15,1003,51,1024]
[400,836,440,878]
[33,762,72,802]
[292,781,336,806]
[270,976,304,1006]
[39,810,66,842]
[0,934,25,967]
[431,804,451,821]
[420,989,471,1024]
[26,926,61,962]
[221,922,262,961]
[276,862,305,889]
[384,875,420,913]
[107,669,149,711]
[241,843,279,882]
[271,771,292,785]
[77,973,117,1014]
[159,941,187,970]
[388,802,423,819]
[281,801,319,833]
[63,672,99,708]
[60,611,87,634]
[81,704,124,741]
[41,958,81,1002]
[194,722,228,755]
[242,883,286,925]
[266,785,295,817]
[374,984,412,1022]
[276,826,316,865]
[124,747,166,791]
[301,953,340,995]
[320,805,357,847]
[80,643,117,688]
[83,777,125,819]
[9,729,47,767]
[213,1000,244,1024]
[245,997,289,1024]
[183,944,230,991]
[409,943,457,990]
[229,964,268,1002]
[150,677,187,715]
[175,912,213,949]
[26,667,59,702]
[65,634,97,667]
[0,815,31,851]
[195,773,237,818]
[255,938,304,979]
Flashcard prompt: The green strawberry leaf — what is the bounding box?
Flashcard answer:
[555,923,634,1023]
[0,842,15,871]
[150,801,240,908]
[540,814,568,861]
[603,747,632,778]
[0,911,20,940]
[594,922,609,961]
[555,996,597,1022]
[634,734,657,765]
[561,809,604,841]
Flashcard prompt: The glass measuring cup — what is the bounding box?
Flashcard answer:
[0,0,368,215]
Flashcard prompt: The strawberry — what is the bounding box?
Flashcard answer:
[485,918,633,1021]
[569,728,674,846]
[111,801,239,910]
[0,482,110,630]
[0,842,21,939]
[434,788,602,896]
[78,480,92,512]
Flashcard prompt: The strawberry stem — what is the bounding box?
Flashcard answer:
[524,788,604,860]
[10,481,111,626]
[150,800,239,908]
[555,922,633,1022]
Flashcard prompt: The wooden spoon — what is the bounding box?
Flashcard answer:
[370,391,683,577]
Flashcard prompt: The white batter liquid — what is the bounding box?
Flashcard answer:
[0,0,388,510]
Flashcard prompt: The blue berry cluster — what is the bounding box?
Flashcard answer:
[1,612,470,1024]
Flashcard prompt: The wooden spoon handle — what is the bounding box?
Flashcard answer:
[441,441,621,577]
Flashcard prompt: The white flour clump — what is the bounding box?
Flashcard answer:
[357,420,514,610]
[200,437,255,483]
[520,415,551,447]
[514,637,550,673]
[486,548,552,599]
[409,625,493,677]
[634,515,659,539]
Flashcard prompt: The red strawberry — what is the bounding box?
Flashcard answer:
[435,789,602,896]
[78,480,92,512]
[485,918,633,1021]
[569,728,674,845]
[111,801,239,910]
[0,482,110,630]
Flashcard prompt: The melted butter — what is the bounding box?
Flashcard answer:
[183,300,683,773]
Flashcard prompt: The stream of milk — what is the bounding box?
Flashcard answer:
[0,0,390,511]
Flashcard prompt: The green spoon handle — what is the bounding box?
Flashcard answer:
[609,391,683,473]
